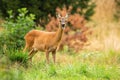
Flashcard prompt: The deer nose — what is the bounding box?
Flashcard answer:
[61,24,65,27]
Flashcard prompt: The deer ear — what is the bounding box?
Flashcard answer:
[56,13,61,18]
[65,13,69,18]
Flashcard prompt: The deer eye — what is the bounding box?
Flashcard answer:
[59,20,62,22]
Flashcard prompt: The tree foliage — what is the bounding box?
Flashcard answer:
[0,0,95,25]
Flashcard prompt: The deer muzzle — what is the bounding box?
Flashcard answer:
[61,24,65,27]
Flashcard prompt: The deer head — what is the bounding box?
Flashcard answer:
[57,13,69,29]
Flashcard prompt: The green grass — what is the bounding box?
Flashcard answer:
[0,49,120,80]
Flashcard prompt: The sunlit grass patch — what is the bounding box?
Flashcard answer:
[0,48,120,80]
[22,61,120,80]
[86,21,120,52]
[0,68,24,80]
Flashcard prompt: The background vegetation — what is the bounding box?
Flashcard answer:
[0,0,120,80]
[0,8,35,53]
[0,0,95,26]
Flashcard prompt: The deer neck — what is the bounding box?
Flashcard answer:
[54,24,63,44]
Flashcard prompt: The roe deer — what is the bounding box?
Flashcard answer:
[23,13,69,63]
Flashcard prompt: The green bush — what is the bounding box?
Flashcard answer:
[0,8,35,54]
[7,50,28,63]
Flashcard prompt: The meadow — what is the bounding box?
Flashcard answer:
[0,0,120,80]
[0,45,120,80]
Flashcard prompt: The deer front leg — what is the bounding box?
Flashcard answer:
[46,51,50,64]
[52,51,56,63]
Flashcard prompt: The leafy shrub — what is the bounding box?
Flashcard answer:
[0,8,35,53]
[7,50,28,63]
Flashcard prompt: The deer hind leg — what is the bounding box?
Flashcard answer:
[46,51,50,64]
[23,38,29,52]
[28,48,38,61]
[23,44,29,52]
[52,51,56,63]
[23,41,32,52]
[23,37,34,52]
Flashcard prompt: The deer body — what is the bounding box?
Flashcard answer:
[23,13,68,63]
[24,25,63,52]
